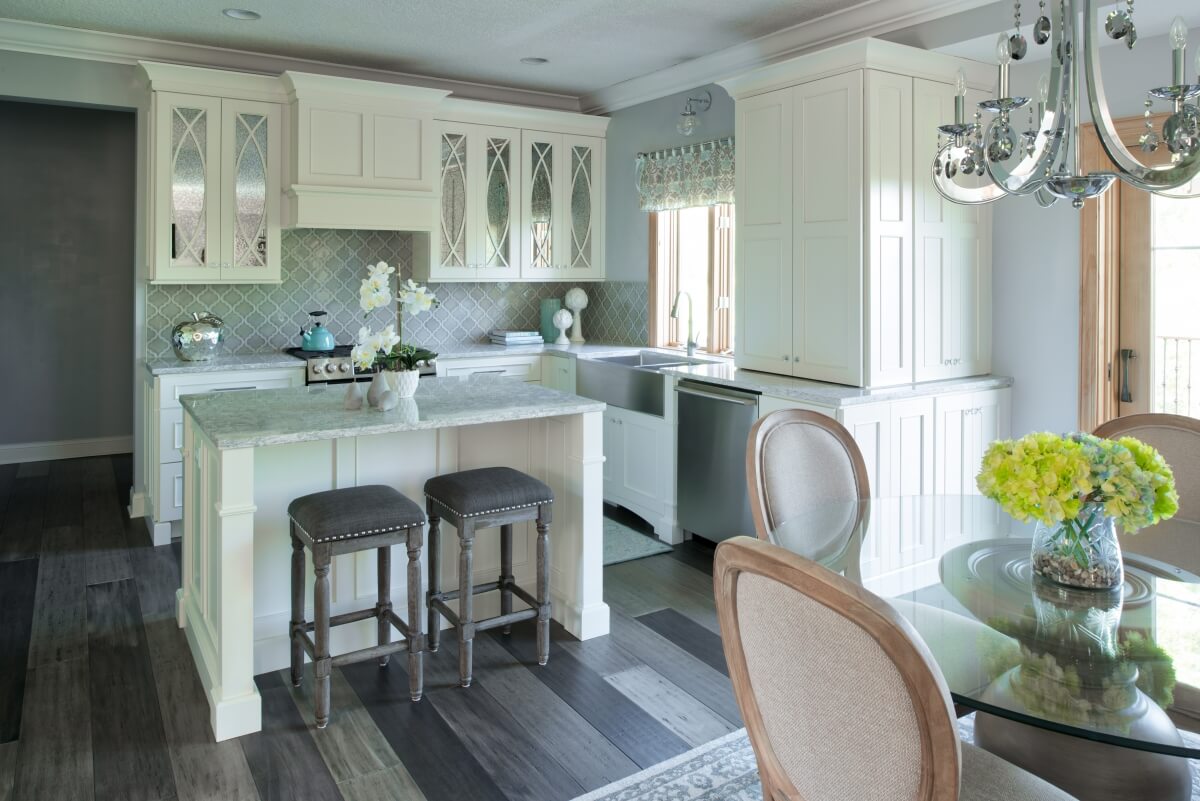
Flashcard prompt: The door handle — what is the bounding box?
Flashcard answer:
[1119,348,1136,403]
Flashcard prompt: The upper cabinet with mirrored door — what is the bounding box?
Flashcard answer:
[420,123,521,281]
[144,64,284,284]
[521,131,605,281]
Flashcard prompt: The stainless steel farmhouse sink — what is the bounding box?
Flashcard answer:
[576,351,720,416]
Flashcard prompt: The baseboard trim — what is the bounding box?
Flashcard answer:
[0,435,133,465]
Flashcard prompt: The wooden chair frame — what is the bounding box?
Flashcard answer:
[1093,412,1200,441]
[713,536,961,801]
[745,410,872,539]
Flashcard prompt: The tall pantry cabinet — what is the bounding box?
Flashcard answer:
[721,39,995,388]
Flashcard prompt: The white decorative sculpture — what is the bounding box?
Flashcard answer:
[564,287,588,344]
[343,381,364,410]
[552,308,574,346]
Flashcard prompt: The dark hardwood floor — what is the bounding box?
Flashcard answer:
[0,455,736,801]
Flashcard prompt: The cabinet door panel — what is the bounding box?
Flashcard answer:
[522,131,561,277]
[734,88,793,373]
[565,136,602,277]
[866,71,913,387]
[154,92,223,281]
[438,128,471,273]
[792,72,864,385]
[221,99,281,282]
[619,411,664,513]
[914,80,992,381]
[478,127,521,279]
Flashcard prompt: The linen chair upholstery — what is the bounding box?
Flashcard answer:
[714,536,1077,801]
[1094,413,1200,571]
[746,410,870,539]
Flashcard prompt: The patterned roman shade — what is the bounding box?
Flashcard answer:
[635,137,735,212]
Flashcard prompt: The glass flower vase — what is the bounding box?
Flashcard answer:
[1030,503,1124,590]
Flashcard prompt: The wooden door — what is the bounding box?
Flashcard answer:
[733,87,794,373]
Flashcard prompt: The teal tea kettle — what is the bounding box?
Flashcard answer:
[300,310,337,351]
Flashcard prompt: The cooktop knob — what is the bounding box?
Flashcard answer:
[338,363,351,373]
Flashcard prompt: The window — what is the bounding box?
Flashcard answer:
[648,203,734,354]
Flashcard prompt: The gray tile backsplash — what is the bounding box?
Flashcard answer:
[145,229,648,360]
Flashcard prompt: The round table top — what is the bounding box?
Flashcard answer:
[768,495,1200,758]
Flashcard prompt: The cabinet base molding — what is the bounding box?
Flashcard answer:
[0,435,132,465]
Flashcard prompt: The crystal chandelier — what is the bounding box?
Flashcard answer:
[933,0,1200,207]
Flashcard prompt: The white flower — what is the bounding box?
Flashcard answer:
[368,261,395,277]
[397,280,436,315]
[377,324,401,352]
[351,343,376,372]
[356,325,372,345]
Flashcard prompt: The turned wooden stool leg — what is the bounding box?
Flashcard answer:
[536,506,551,667]
[500,523,514,634]
[289,528,305,687]
[377,545,392,667]
[458,520,475,688]
[406,525,424,701]
[313,547,333,728]
[426,510,441,653]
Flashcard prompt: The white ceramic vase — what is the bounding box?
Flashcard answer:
[387,369,421,399]
[367,371,387,407]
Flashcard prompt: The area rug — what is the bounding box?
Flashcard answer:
[603,516,672,566]
[570,718,1200,801]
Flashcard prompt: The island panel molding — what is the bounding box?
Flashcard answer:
[177,376,609,740]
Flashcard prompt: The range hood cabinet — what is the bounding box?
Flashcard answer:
[281,71,448,232]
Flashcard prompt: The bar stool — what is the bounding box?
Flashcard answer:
[288,484,426,728]
[424,467,552,687]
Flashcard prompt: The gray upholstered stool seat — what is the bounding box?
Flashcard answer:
[424,467,553,519]
[289,485,426,545]
[424,467,553,688]
[288,484,426,728]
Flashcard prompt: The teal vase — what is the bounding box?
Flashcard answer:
[540,298,563,343]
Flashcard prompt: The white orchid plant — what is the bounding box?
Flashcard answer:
[351,261,438,373]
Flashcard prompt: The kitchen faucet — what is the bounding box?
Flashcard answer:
[670,291,696,360]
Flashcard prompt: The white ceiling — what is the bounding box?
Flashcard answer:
[0,0,858,97]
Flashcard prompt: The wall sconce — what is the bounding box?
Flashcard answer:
[677,90,713,137]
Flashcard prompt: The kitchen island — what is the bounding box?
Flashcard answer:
[177,374,607,740]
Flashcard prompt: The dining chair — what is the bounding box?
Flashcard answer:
[745,409,870,539]
[1094,413,1200,571]
[713,536,1077,801]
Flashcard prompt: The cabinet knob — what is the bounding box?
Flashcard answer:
[782,355,790,361]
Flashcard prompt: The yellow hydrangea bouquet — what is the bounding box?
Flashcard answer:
[977,432,1177,589]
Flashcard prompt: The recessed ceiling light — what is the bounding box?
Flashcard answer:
[520,57,549,65]
[222,8,261,20]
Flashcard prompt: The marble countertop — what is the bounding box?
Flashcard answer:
[145,352,306,376]
[661,362,1012,406]
[180,374,606,449]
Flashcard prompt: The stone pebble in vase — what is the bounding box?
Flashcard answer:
[367,371,388,408]
[565,287,588,344]
[552,309,574,346]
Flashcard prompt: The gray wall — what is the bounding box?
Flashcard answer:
[0,99,136,445]
[604,83,735,282]
[994,30,1199,436]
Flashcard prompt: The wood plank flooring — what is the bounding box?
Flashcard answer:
[0,454,736,801]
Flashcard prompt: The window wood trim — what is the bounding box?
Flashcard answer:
[1078,115,1168,431]
[648,205,734,353]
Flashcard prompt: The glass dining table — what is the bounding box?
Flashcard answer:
[768,495,1200,801]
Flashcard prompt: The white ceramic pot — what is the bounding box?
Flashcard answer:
[387,369,420,399]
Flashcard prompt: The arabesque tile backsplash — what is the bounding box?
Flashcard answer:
[145,229,648,360]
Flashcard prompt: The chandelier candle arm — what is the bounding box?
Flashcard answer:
[1083,0,1200,196]
[955,67,967,125]
[1171,17,1188,87]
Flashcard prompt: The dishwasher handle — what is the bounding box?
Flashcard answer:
[676,384,758,407]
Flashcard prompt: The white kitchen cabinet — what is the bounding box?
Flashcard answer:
[418,122,522,282]
[602,405,675,540]
[934,387,1010,542]
[913,79,993,382]
[793,71,865,385]
[840,402,891,497]
[148,87,283,284]
[143,366,305,544]
[541,354,576,393]
[521,131,605,281]
[735,88,795,374]
[436,354,542,382]
[721,40,994,388]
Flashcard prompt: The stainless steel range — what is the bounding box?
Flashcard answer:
[284,346,437,385]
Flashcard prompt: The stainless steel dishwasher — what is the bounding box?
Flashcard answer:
[675,380,760,542]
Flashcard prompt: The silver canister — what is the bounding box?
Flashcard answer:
[171,312,225,361]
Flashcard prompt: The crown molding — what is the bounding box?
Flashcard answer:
[578,0,995,113]
[0,17,582,112]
